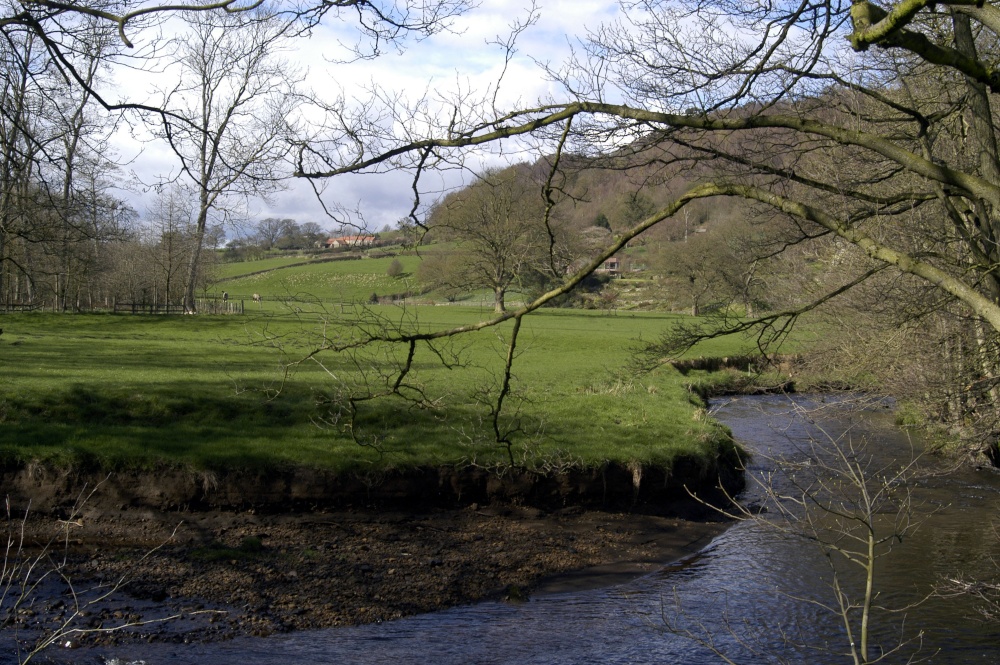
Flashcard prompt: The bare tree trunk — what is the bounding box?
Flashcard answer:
[494,285,506,313]
[0,234,5,304]
[165,16,298,314]
[954,11,1000,302]
[973,318,1000,419]
[183,206,208,314]
[0,37,31,308]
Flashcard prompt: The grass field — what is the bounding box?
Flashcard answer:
[0,305,754,475]
[209,254,424,304]
[212,255,320,279]
[207,251,536,308]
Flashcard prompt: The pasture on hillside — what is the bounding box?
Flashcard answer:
[0,307,756,475]
[209,252,541,310]
[209,254,423,305]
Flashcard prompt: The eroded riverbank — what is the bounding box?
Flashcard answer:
[5,503,729,655]
[2,426,743,656]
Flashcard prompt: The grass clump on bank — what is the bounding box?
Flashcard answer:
[0,308,754,477]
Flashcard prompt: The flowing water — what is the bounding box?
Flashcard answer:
[25,395,1000,664]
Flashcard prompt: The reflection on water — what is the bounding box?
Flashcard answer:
[29,395,1000,664]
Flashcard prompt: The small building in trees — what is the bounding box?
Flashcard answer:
[595,257,622,276]
[324,235,376,249]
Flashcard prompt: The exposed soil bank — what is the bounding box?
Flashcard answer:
[3,459,741,652]
[1,455,744,514]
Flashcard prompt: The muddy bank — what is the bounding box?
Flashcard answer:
[1,457,743,657]
[1,456,744,514]
[5,504,730,654]
[1,459,741,655]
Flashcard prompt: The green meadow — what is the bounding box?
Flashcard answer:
[210,254,423,304]
[1,260,758,476]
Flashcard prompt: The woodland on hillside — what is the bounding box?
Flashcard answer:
[412,130,992,460]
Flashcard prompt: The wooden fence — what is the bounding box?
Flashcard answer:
[112,298,244,315]
[0,302,42,312]
[199,298,245,315]
[113,301,187,315]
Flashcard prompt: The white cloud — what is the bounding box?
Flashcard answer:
[110,1,620,230]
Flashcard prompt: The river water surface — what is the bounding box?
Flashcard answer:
[41,395,1000,663]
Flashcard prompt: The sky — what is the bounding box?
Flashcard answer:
[110,1,623,233]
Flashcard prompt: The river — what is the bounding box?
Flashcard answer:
[29,395,1000,664]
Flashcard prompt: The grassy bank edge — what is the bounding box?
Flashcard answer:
[0,365,751,508]
[2,308,795,506]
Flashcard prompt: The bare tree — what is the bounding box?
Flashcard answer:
[254,217,296,250]
[0,10,131,310]
[424,166,549,313]
[156,12,300,313]
[654,225,734,316]
[0,0,474,308]
[48,16,125,311]
[143,183,197,305]
[0,0,475,111]
[298,1,1000,326]
[0,20,56,307]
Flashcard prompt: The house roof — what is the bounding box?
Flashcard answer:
[326,235,375,244]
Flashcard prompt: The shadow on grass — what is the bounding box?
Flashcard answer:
[2,383,298,427]
[0,382,509,473]
[0,382,327,470]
